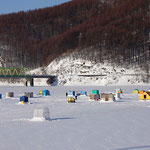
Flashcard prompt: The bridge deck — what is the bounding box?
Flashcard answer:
[0,75,56,78]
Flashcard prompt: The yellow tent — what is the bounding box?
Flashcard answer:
[39,90,43,95]
[68,97,75,103]
[133,89,139,94]
[140,92,150,100]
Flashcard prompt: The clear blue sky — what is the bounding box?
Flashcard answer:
[0,0,71,15]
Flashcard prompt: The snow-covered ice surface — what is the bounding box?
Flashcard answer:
[0,85,150,150]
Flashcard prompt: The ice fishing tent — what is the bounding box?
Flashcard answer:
[92,90,99,95]
[20,96,28,104]
[24,92,33,98]
[139,90,145,95]
[101,93,115,101]
[75,91,80,96]
[89,90,100,100]
[133,89,139,94]
[140,92,150,100]
[0,94,2,99]
[67,91,75,97]
[68,97,75,103]
[39,90,43,95]
[117,89,123,93]
[89,94,100,100]
[139,90,145,94]
[80,91,87,96]
[33,107,50,121]
[43,90,50,96]
[6,92,14,98]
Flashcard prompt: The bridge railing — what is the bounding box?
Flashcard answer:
[0,67,31,77]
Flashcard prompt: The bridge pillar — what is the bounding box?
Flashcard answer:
[24,78,34,87]
[30,78,34,87]
[24,79,28,86]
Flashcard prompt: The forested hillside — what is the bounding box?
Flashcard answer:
[0,0,149,69]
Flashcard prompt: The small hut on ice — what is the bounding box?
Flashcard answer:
[6,92,14,98]
[101,93,115,101]
[140,92,150,100]
[20,96,28,104]
[43,90,50,96]
[24,92,33,98]
[89,90,100,100]
[89,94,100,100]
[67,91,75,97]
[33,107,50,121]
[133,89,139,94]
[80,91,87,96]
[139,90,145,95]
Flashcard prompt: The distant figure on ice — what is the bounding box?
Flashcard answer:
[66,92,68,97]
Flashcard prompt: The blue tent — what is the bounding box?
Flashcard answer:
[80,91,87,95]
[43,90,50,96]
[67,91,75,96]
[75,91,80,96]
[0,94,2,99]
[20,96,28,103]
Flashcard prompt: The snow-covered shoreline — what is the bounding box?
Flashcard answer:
[29,55,148,86]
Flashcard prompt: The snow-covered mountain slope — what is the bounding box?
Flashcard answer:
[31,53,147,86]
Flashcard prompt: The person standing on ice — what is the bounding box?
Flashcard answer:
[66,92,68,97]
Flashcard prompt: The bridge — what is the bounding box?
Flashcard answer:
[0,67,149,86]
[0,67,56,86]
[0,74,56,86]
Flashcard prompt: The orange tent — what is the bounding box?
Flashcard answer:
[139,90,145,95]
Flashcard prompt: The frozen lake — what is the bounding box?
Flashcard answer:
[0,85,150,150]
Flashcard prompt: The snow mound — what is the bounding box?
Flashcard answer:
[30,117,49,122]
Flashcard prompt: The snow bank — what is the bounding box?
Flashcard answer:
[44,56,145,86]
[24,53,147,86]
